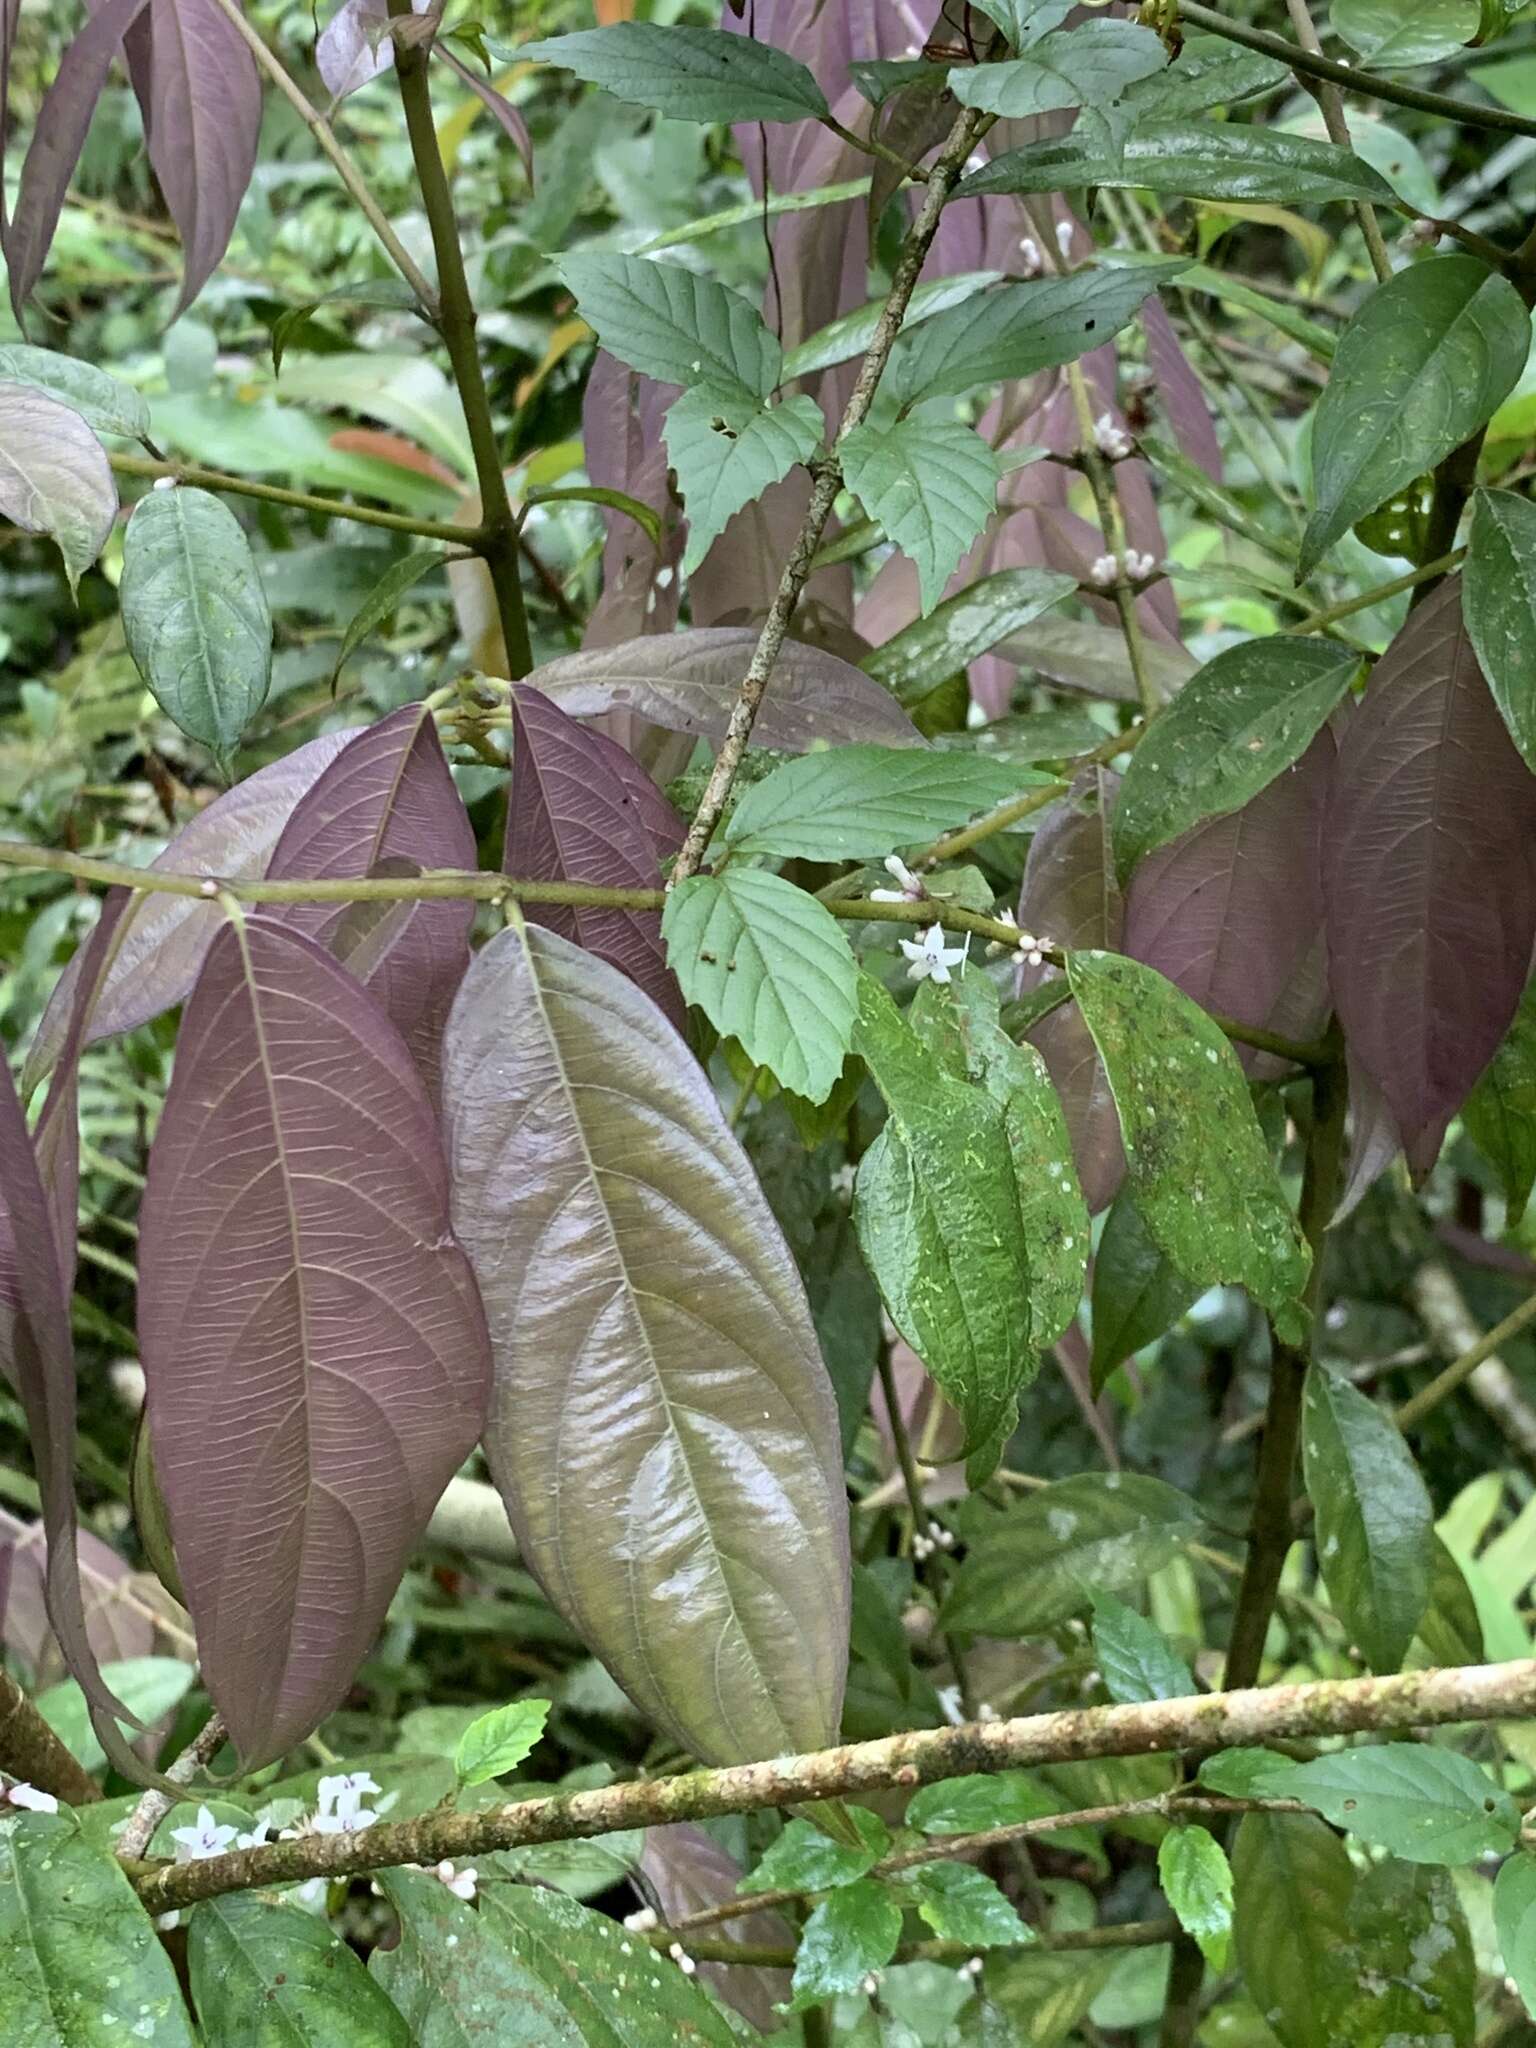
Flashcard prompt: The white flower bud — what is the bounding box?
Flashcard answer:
[1089,554,1119,589]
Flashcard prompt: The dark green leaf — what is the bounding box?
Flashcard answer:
[1465,487,1536,775]
[740,1810,891,1894]
[907,1863,1030,1947]
[949,20,1167,126]
[520,24,829,125]
[1415,1535,1486,1667]
[907,1770,1075,1837]
[453,1697,550,1787]
[1494,1853,1536,2020]
[1067,950,1310,1333]
[1121,34,1287,115]
[120,485,273,769]
[840,413,1001,614]
[0,344,149,437]
[1158,1825,1233,1970]
[371,1869,583,2046]
[783,272,1001,382]
[1332,0,1479,68]
[1198,1748,1302,1799]
[665,386,823,574]
[1110,638,1359,880]
[1232,1812,1358,2048]
[943,1473,1204,1635]
[268,281,423,376]
[789,1879,903,2010]
[189,1892,411,2046]
[862,568,1076,706]
[1090,1590,1195,1703]
[332,545,449,683]
[0,382,117,595]
[0,1814,195,2047]
[663,868,858,1101]
[559,252,780,400]
[962,124,1394,207]
[1275,1744,1519,1863]
[1463,977,1536,1220]
[724,745,1037,861]
[1302,1364,1433,1673]
[1089,1193,1201,1392]
[524,484,663,546]
[1300,258,1529,578]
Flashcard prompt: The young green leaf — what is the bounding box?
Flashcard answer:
[559,252,780,400]
[740,1810,890,1894]
[1157,1825,1233,1970]
[1302,1365,1434,1674]
[908,1770,1062,1835]
[1276,1744,1520,1863]
[120,485,272,770]
[1465,487,1536,774]
[331,544,450,682]
[1110,638,1359,880]
[789,1879,903,2011]
[663,867,858,1102]
[723,745,1034,861]
[189,1892,411,2047]
[1066,950,1311,1332]
[1089,1193,1200,1392]
[907,1863,1030,1947]
[520,23,829,126]
[962,124,1395,206]
[1300,258,1529,578]
[862,566,1076,705]
[948,19,1167,126]
[0,382,117,595]
[943,1473,1204,1636]
[1494,1853,1536,2021]
[840,412,1001,614]
[453,1698,550,1788]
[664,386,823,574]
[1464,978,1536,1221]
[1090,1591,1195,1703]
[0,343,149,438]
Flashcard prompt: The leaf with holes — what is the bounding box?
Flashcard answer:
[665,386,823,575]
[560,252,780,401]
[840,412,1001,615]
[0,383,116,594]
[521,22,827,124]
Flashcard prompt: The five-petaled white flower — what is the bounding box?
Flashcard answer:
[1093,412,1133,461]
[172,1805,239,1862]
[900,923,968,985]
[431,1860,478,1901]
[6,1782,58,1814]
[870,854,925,903]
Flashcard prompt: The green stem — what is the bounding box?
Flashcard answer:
[1284,551,1466,637]
[820,112,930,184]
[1065,358,1161,718]
[107,453,481,546]
[1395,1282,1536,1432]
[389,7,533,680]
[1281,0,1393,283]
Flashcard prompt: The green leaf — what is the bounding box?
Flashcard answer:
[1089,1193,1200,1393]
[36,1656,195,1773]
[983,1951,1120,2044]
[1274,1744,1519,1864]
[0,1813,196,2047]
[520,23,828,125]
[1415,1534,1486,1667]
[664,386,823,575]
[943,1473,1204,1635]
[0,382,118,595]
[783,271,1001,383]
[740,1809,891,1894]
[1121,34,1287,116]
[1494,1853,1536,2021]
[662,868,858,1102]
[559,252,780,400]
[372,1868,580,2046]
[268,281,423,376]
[949,20,1167,132]
[1329,1860,1474,2048]
[120,485,273,769]
[1157,1826,1233,1971]
[852,974,1035,1473]
[1464,977,1536,1221]
[453,1697,550,1787]
[961,123,1397,208]
[1465,487,1536,775]
[967,0,1075,41]
[189,1892,411,2046]
[1110,637,1360,879]
[1090,1590,1195,1703]
[1302,1364,1434,1673]
[789,1879,903,2011]
[1066,950,1311,1333]
[889,264,1188,406]
[907,1863,1030,1947]
[1332,0,1479,68]
[0,344,149,438]
[839,413,1001,614]
[332,545,450,683]
[1300,258,1530,579]
[862,567,1076,706]
[1198,1748,1303,1799]
[524,484,663,547]
[908,1770,1074,1836]
[724,744,1035,861]
[1232,1812,1357,2048]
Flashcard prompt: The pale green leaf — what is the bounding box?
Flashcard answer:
[120,485,273,769]
[1120,34,1286,116]
[1110,637,1360,879]
[1332,0,1479,68]
[188,1892,412,2046]
[1275,1744,1519,1864]
[840,413,1001,614]
[1197,1748,1301,1799]
[1066,949,1311,1332]
[962,124,1397,208]
[453,1697,550,1787]
[1494,1854,1536,2020]
[1089,1193,1200,1393]
[1300,257,1529,579]
[862,566,1076,706]
[967,0,1074,42]
[1302,1365,1433,1673]
[1465,487,1536,775]
[559,252,779,400]
[332,545,449,683]
[907,1863,1029,1947]
[1090,1590,1195,1703]
[0,344,149,438]
[36,1657,195,1774]
[1158,1826,1233,1971]
[740,1810,890,1894]
[663,867,858,1101]
[789,1880,903,2010]
[949,20,1167,127]
[664,386,822,575]
[520,23,828,125]
[724,744,1036,861]
[0,382,117,595]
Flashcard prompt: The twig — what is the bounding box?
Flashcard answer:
[0,1670,101,1807]
[106,453,481,546]
[1281,0,1393,284]
[117,1712,229,1860]
[1284,551,1466,638]
[1064,361,1161,718]
[1398,1263,1536,1456]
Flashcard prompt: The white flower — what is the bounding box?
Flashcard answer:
[6,1783,58,1814]
[1093,412,1133,461]
[317,1772,379,1823]
[432,1860,478,1901]
[310,1804,378,1837]
[899,923,969,985]
[963,1955,985,1978]
[151,475,178,492]
[155,1911,181,1932]
[1054,219,1075,261]
[293,1876,329,1913]
[234,1818,272,1851]
[171,1805,239,1863]
[623,1906,658,1932]
[669,1942,698,1977]
[861,1971,882,1996]
[870,854,925,903]
[1017,236,1043,278]
[1089,553,1119,589]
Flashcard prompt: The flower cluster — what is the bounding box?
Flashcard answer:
[911,1519,955,1562]
[869,854,926,904]
[1092,411,1134,461]
[1088,549,1159,589]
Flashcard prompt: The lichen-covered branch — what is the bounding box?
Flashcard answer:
[0,1670,101,1808]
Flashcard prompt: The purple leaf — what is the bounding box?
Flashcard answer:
[437,45,533,185]
[528,628,923,751]
[1333,1054,1401,1225]
[441,923,849,1764]
[507,684,685,1027]
[138,916,491,1766]
[581,351,682,650]
[1140,297,1222,483]
[265,703,476,1097]
[0,383,117,596]
[121,0,261,317]
[0,1509,185,1684]
[1325,578,1536,1178]
[1123,730,1333,1069]
[639,1825,793,2028]
[5,0,151,321]
[24,729,354,1096]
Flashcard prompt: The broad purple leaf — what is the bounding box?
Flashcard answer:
[1140,297,1222,482]
[507,684,684,1026]
[0,383,117,594]
[266,704,476,1096]
[639,1825,793,2028]
[5,0,151,321]
[24,729,353,1095]
[581,350,682,650]
[441,923,849,1764]
[138,917,491,1766]
[121,0,261,317]
[0,1509,185,1684]
[1123,730,1333,1069]
[528,628,923,752]
[438,45,533,184]
[1325,578,1536,1178]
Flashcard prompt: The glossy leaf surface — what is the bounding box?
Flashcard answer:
[1275,1744,1519,1863]
[724,744,1032,861]
[1158,1825,1232,1970]
[1465,486,1536,773]
[962,124,1393,206]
